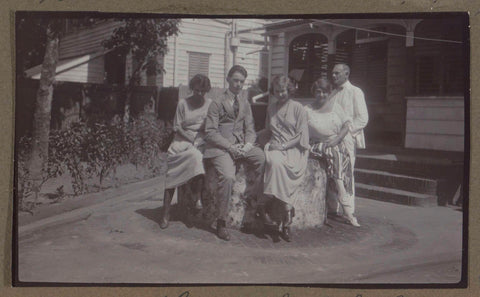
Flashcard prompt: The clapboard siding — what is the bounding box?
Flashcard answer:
[55,56,105,83]
[162,38,177,86]
[270,33,286,77]
[405,134,464,152]
[56,19,267,88]
[405,97,464,151]
[236,40,267,83]
[59,20,121,59]
[407,106,464,121]
[162,19,268,88]
[406,120,464,135]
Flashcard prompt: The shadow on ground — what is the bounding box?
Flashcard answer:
[135,205,417,250]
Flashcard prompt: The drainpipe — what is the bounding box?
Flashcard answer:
[231,19,239,66]
[173,35,177,86]
[267,35,272,85]
[224,31,231,88]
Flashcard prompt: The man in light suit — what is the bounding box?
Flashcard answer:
[329,63,369,220]
[204,65,266,241]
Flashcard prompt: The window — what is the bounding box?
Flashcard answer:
[288,33,328,97]
[350,40,388,103]
[413,18,465,96]
[188,52,210,81]
[104,49,126,85]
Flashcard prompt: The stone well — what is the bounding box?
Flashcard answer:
[177,157,327,230]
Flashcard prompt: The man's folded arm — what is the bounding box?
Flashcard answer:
[204,101,232,150]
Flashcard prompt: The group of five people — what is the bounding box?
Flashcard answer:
[160,63,369,242]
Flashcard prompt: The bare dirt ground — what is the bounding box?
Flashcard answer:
[16,176,464,285]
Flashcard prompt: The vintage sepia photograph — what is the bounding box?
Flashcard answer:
[13,12,468,286]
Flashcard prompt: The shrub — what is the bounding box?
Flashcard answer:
[17,135,62,211]
[49,122,90,195]
[17,113,174,210]
[128,115,173,177]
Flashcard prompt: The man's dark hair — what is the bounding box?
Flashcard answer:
[227,65,248,79]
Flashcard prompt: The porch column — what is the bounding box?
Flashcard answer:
[403,29,416,147]
[405,32,416,96]
[327,39,336,78]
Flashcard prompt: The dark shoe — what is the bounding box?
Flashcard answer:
[216,220,230,241]
[217,226,230,241]
[195,198,203,210]
[160,212,170,229]
[240,223,253,234]
[284,208,294,226]
[184,208,195,228]
[257,205,276,226]
[160,189,174,229]
[281,226,291,242]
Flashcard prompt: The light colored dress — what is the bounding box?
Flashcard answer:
[263,100,310,205]
[165,97,212,189]
[305,102,355,201]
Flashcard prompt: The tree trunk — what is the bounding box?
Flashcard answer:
[123,54,146,124]
[123,90,132,124]
[23,23,59,204]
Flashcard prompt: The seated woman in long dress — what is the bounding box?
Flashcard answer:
[160,74,213,229]
[305,78,360,227]
[263,75,310,242]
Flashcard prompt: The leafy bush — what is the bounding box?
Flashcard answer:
[18,114,173,207]
[17,135,62,211]
[129,115,172,176]
[49,122,89,195]
[84,122,130,186]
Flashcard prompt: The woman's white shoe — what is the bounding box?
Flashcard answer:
[348,216,360,227]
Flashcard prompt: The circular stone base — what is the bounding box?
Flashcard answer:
[177,157,327,230]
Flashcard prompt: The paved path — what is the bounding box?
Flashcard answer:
[17,178,463,284]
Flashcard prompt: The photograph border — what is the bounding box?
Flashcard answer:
[3,1,478,297]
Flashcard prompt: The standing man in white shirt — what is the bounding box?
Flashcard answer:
[328,63,369,220]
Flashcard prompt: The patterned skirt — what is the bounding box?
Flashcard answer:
[310,141,353,196]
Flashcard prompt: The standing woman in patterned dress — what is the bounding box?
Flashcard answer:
[305,78,360,227]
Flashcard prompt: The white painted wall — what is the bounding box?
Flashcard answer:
[41,19,269,88]
[162,19,268,89]
[405,97,465,152]
[55,55,105,84]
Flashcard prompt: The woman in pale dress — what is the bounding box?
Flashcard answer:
[263,75,310,242]
[305,78,360,227]
[160,74,212,229]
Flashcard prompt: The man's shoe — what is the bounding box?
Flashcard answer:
[217,226,230,241]
[216,219,230,241]
[281,226,291,242]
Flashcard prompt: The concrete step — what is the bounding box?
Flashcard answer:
[355,183,438,207]
[355,168,438,195]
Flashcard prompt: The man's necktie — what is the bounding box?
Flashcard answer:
[233,95,239,118]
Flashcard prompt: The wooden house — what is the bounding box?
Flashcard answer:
[25,18,270,89]
[24,16,467,153]
[263,17,467,207]
[264,17,467,152]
